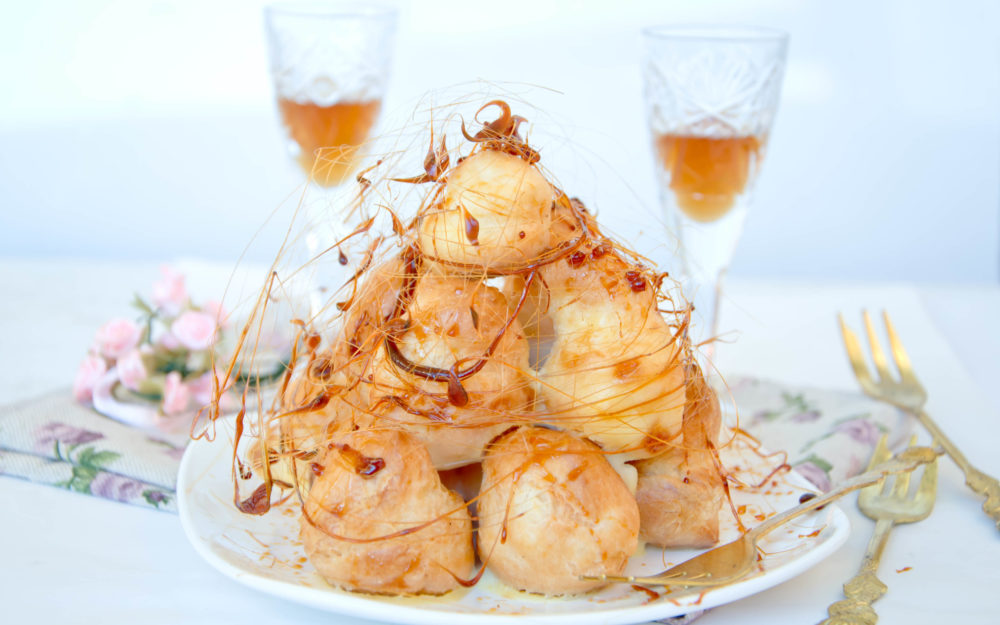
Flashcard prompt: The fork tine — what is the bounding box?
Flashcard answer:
[863,310,893,383]
[867,434,891,470]
[883,311,919,385]
[866,435,892,496]
[890,436,920,497]
[838,314,874,390]
[913,455,938,515]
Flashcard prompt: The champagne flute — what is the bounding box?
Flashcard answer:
[642,25,788,358]
[264,2,397,309]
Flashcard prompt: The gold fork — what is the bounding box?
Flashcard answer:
[840,310,1000,529]
[582,446,939,588]
[818,434,937,625]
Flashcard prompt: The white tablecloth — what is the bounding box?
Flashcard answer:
[2,258,998,624]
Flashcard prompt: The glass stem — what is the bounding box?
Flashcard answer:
[299,181,353,319]
[684,267,725,361]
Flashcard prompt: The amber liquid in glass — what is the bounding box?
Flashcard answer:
[277,99,381,187]
[655,134,763,222]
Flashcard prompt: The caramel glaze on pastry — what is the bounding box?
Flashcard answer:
[477,427,640,595]
[300,429,474,595]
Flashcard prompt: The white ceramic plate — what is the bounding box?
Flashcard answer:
[178,419,849,625]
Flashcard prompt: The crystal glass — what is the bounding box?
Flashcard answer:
[264,2,397,309]
[642,25,788,357]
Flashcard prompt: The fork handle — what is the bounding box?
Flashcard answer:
[816,519,893,625]
[914,410,1000,530]
[965,466,1000,530]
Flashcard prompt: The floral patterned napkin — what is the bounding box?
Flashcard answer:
[0,391,185,511]
[0,376,909,518]
[724,376,912,491]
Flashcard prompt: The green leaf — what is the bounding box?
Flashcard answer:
[132,294,155,316]
[156,352,193,377]
[142,490,171,508]
[796,454,833,473]
[799,431,834,454]
[69,465,98,492]
[75,446,95,465]
[75,447,121,470]
[115,382,162,403]
[89,450,121,468]
[757,409,781,422]
[781,392,812,413]
[829,413,889,437]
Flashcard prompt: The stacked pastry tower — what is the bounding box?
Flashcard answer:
[268,102,725,596]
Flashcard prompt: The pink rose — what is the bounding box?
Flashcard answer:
[73,355,108,402]
[95,318,141,360]
[162,372,191,415]
[834,418,883,446]
[188,368,238,411]
[35,421,103,452]
[203,300,229,329]
[157,331,181,351]
[117,348,148,392]
[188,370,217,407]
[171,310,218,351]
[794,461,832,492]
[152,266,188,315]
[89,472,144,502]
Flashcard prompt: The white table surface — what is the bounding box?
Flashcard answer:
[1,258,998,624]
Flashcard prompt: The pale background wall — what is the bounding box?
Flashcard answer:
[1,0,997,283]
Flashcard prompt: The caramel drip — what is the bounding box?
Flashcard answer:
[447,371,469,407]
[236,483,271,515]
[330,443,386,478]
[232,403,273,516]
[463,207,480,246]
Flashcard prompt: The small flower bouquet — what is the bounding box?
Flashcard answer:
[74,267,244,432]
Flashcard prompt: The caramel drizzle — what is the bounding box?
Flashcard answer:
[391,130,450,184]
[381,250,537,407]
[416,190,593,276]
[460,100,539,164]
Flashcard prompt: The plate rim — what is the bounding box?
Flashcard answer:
[177,418,850,625]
